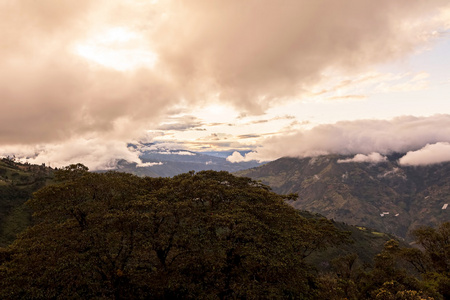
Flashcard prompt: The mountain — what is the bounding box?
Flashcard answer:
[0,164,446,298]
[112,144,261,177]
[0,158,53,246]
[0,157,398,263]
[237,154,450,241]
[0,156,398,265]
[297,210,401,269]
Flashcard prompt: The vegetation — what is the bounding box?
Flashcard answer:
[315,222,450,299]
[299,210,403,268]
[0,157,53,246]
[0,166,347,299]
[237,155,450,240]
[0,163,448,299]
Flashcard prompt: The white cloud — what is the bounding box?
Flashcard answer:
[240,115,450,162]
[338,153,387,164]
[399,142,450,166]
[1,0,449,145]
[0,137,148,171]
[157,151,196,156]
[309,71,432,102]
[137,162,163,167]
[1,1,450,167]
[226,151,246,163]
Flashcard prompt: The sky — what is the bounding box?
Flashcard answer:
[1,0,450,170]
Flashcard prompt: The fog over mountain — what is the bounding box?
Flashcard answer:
[237,115,450,165]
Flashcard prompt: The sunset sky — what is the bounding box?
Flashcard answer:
[1,0,450,170]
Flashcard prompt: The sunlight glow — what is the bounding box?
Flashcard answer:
[205,104,228,115]
[74,27,158,71]
[193,104,239,124]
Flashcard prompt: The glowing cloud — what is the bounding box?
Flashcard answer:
[75,27,158,71]
[338,153,387,164]
[1,0,449,145]
[226,151,246,163]
[0,138,148,171]
[241,115,450,162]
[399,143,450,166]
[1,1,450,168]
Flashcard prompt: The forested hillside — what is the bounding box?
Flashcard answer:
[0,167,345,299]
[0,165,448,298]
[0,158,53,246]
[237,155,450,240]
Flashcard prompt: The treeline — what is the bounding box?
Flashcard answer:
[0,165,448,299]
[317,223,450,299]
[0,157,53,246]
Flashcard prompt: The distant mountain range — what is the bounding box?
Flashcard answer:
[3,149,448,245]
[237,154,450,241]
[110,144,262,177]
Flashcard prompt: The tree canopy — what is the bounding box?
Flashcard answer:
[315,222,450,300]
[0,169,347,299]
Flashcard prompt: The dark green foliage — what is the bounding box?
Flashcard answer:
[1,161,449,299]
[409,223,450,299]
[54,163,89,182]
[411,222,450,274]
[0,158,53,246]
[302,214,400,270]
[315,222,450,300]
[0,169,346,299]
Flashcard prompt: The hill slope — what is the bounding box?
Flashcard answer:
[0,157,414,265]
[237,155,450,240]
[0,158,53,246]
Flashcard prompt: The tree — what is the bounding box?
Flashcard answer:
[0,170,347,299]
[352,223,450,300]
[409,222,450,299]
[411,222,450,274]
[54,163,89,182]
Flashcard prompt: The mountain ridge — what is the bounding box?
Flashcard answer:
[237,154,450,240]
[110,144,262,177]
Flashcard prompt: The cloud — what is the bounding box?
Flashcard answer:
[244,115,297,125]
[197,133,232,142]
[157,115,204,131]
[327,95,367,101]
[0,0,180,145]
[338,153,387,164]
[154,0,449,111]
[1,1,450,168]
[237,134,261,139]
[137,162,163,168]
[241,115,450,161]
[399,142,450,166]
[0,137,147,171]
[137,142,188,152]
[309,71,432,102]
[1,0,449,146]
[156,151,195,156]
[227,151,246,163]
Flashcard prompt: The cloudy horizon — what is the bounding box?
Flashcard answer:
[1,0,450,169]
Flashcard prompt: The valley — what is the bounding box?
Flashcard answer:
[237,154,450,241]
